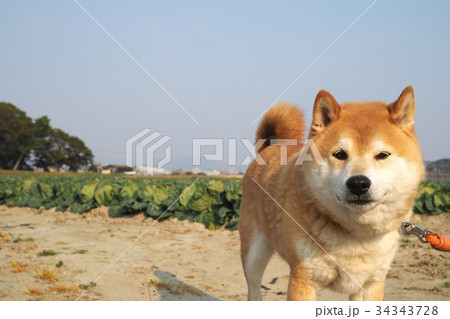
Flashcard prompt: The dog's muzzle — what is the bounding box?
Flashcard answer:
[345,175,373,206]
[346,175,371,196]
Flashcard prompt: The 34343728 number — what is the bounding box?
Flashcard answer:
[375,306,438,316]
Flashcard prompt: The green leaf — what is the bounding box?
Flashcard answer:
[179,184,196,208]
[120,181,139,200]
[206,180,225,193]
[217,206,231,219]
[424,196,434,212]
[433,193,444,208]
[414,200,424,214]
[27,196,42,209]
[21,178,35,197]
[225,215,240,230]
[152,187,168,205]
[38,182,54,201]
[146,203,163,218]
[189,193,211,212]
[109,206,127,218]
[419,185,436,195]
[224,179,242,202]
[80,180,98,203]
[95,183,115,205]
[70,200,95,214]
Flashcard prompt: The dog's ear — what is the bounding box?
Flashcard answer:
[311,90,340,135]
[388,86,415,129]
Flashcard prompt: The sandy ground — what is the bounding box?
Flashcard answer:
[0,205,449,301]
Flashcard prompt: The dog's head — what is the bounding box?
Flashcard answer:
[304,86,424,229]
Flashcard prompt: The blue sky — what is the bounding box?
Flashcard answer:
[1,1,449,170]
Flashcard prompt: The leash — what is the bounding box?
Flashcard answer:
[402,222,450,252]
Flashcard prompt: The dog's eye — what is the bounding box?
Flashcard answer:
[333,150,348,161]
[375,152,390,160]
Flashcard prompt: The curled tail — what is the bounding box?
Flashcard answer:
[255,103,305,153]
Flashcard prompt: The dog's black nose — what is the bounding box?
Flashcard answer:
[346,175,371,196]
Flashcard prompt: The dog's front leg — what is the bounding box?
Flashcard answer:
[349,278,385,301]
[287,264,317,300]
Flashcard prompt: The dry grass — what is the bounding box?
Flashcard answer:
[26,288,44,296]
[34,265,59,283]
[27,243,37,251]
[200,284,215,292]
[50,284,79,293]
[72,249,88,254]
[0,233,12,244]
[72,269,85,274]
[228,239,239,247]
[175,227,192,234]
[11,261,28,273]
[54,241,69,246]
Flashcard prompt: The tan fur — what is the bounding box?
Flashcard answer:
[239,86,424,301]
[256,103,305,153]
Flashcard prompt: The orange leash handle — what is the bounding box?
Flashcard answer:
[426,233,450,252]
[402,221,450,252]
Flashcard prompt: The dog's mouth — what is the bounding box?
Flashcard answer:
[346,199,374,206]
[336,194,375,207]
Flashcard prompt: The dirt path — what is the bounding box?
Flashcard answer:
[0,206,448,301]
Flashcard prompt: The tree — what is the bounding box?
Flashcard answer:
[0,102,94,171]
[0,103,34,170]
[40,128,94,172]
[64,134,94,171]
[32,116,53,171]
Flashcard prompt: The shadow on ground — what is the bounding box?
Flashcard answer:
[152,270,220,301]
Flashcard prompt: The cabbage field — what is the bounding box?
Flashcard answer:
[0,174,241,230]
[0,174,448,230]
[414,181,450,215]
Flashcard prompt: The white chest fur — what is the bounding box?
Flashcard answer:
[295,230,400,295]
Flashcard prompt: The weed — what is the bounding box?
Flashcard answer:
[11,261,28,273]
[37,250,58,257]
[0,233,12,244]
[8,234,35,246]
[142,279,154,301]
[26,288,44,296]
[401,239,411,248]
[444,282,450,288]
[34,265,59,283]
[79,282,96,290]
[72,249,88,255]
[51,284,78,293]
[72,269,85,274]
[55,261,64,268]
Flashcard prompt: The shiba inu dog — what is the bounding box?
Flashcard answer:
[239,86,424,300]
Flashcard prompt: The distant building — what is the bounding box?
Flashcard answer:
[192,167,220,176]
[135,166,171,175]
[426,159,450,181]
[101,164,133,174]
